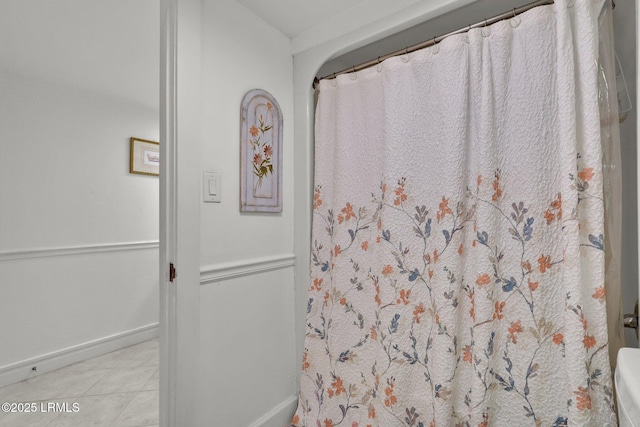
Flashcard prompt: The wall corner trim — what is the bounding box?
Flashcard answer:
[0,240,160,262]
[200,253,296,285]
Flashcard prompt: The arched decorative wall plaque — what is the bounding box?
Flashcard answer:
[240,89,283,212]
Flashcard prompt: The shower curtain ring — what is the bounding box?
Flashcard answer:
[510,7,521,28]
[377,56,381,64]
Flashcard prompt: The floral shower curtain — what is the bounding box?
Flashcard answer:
[293,0,617,426]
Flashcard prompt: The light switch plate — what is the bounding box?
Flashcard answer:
[203,172,221,203]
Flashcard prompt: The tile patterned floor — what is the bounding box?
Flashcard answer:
[0,338,159,427]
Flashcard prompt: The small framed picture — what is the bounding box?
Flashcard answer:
[130,137,159,176]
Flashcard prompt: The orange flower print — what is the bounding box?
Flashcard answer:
[396,289,411,305]
[413,303,425,323]
[508,320,523,344]
[574,386,592,410]
[339,297,347,305]
[528,280,539,291]
[382,264,394,276]
[342,203,356,221]
[578,167,594,182]
[302,350,310,371]
[370,325,378,340]
[266,101,273,110]
[493,301,505,320]
[394,178,408,206]
[592,287,605,303]
[545,193,563,224]
[384,378,397,407]
[253,153,263,165]
[428,269,434,279]
[468,291,476,322]
[522,260,532,273]
[324,419,334,427]
[374,283,381,306]
[323,291,330,306]
[263,144,273,157]
[551,193,562,219]
[368,404,376,419]
[337,214,345,224]
[476,273,491,286]
[292,414,300,424]
[437,196,452,222]
[477,175,482,187]
[328,376,346,398]
[361,241,369,251]
[249,125,260,138]
[583,335,596,349]
[458,244,464,255]
[538,254,552,273]
[463,345,473,364]
[433,250,439,264]
[553,333,564,345]
[313,186,323,210]
[544,209,555,225]
[492,171,502,202]
[334,245,342,257]
[310,277,323,291]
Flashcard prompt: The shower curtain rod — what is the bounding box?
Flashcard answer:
[313,0,609,88]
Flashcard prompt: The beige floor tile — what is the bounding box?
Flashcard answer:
[110,390,159,427]
[0,398,75,427]
[67,340,159,372]
[0,338,159,426]
[47,393,135,427]
[0,369,109,402]
[84,367,157,396]
[141,369,159,391]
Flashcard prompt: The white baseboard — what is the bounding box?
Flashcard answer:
[0,323,159,388]
[250,394,297,427]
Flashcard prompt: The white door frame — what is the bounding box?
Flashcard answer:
[159,0,177,424]
[159,0,202,425]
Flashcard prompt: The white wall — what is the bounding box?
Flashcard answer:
[0,69,160,385]
[195,0,296,425]
[614,0,639,348]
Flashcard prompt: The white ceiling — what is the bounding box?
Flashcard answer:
[236,0,370,38]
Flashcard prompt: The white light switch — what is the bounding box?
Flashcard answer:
[203,172,221,203]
